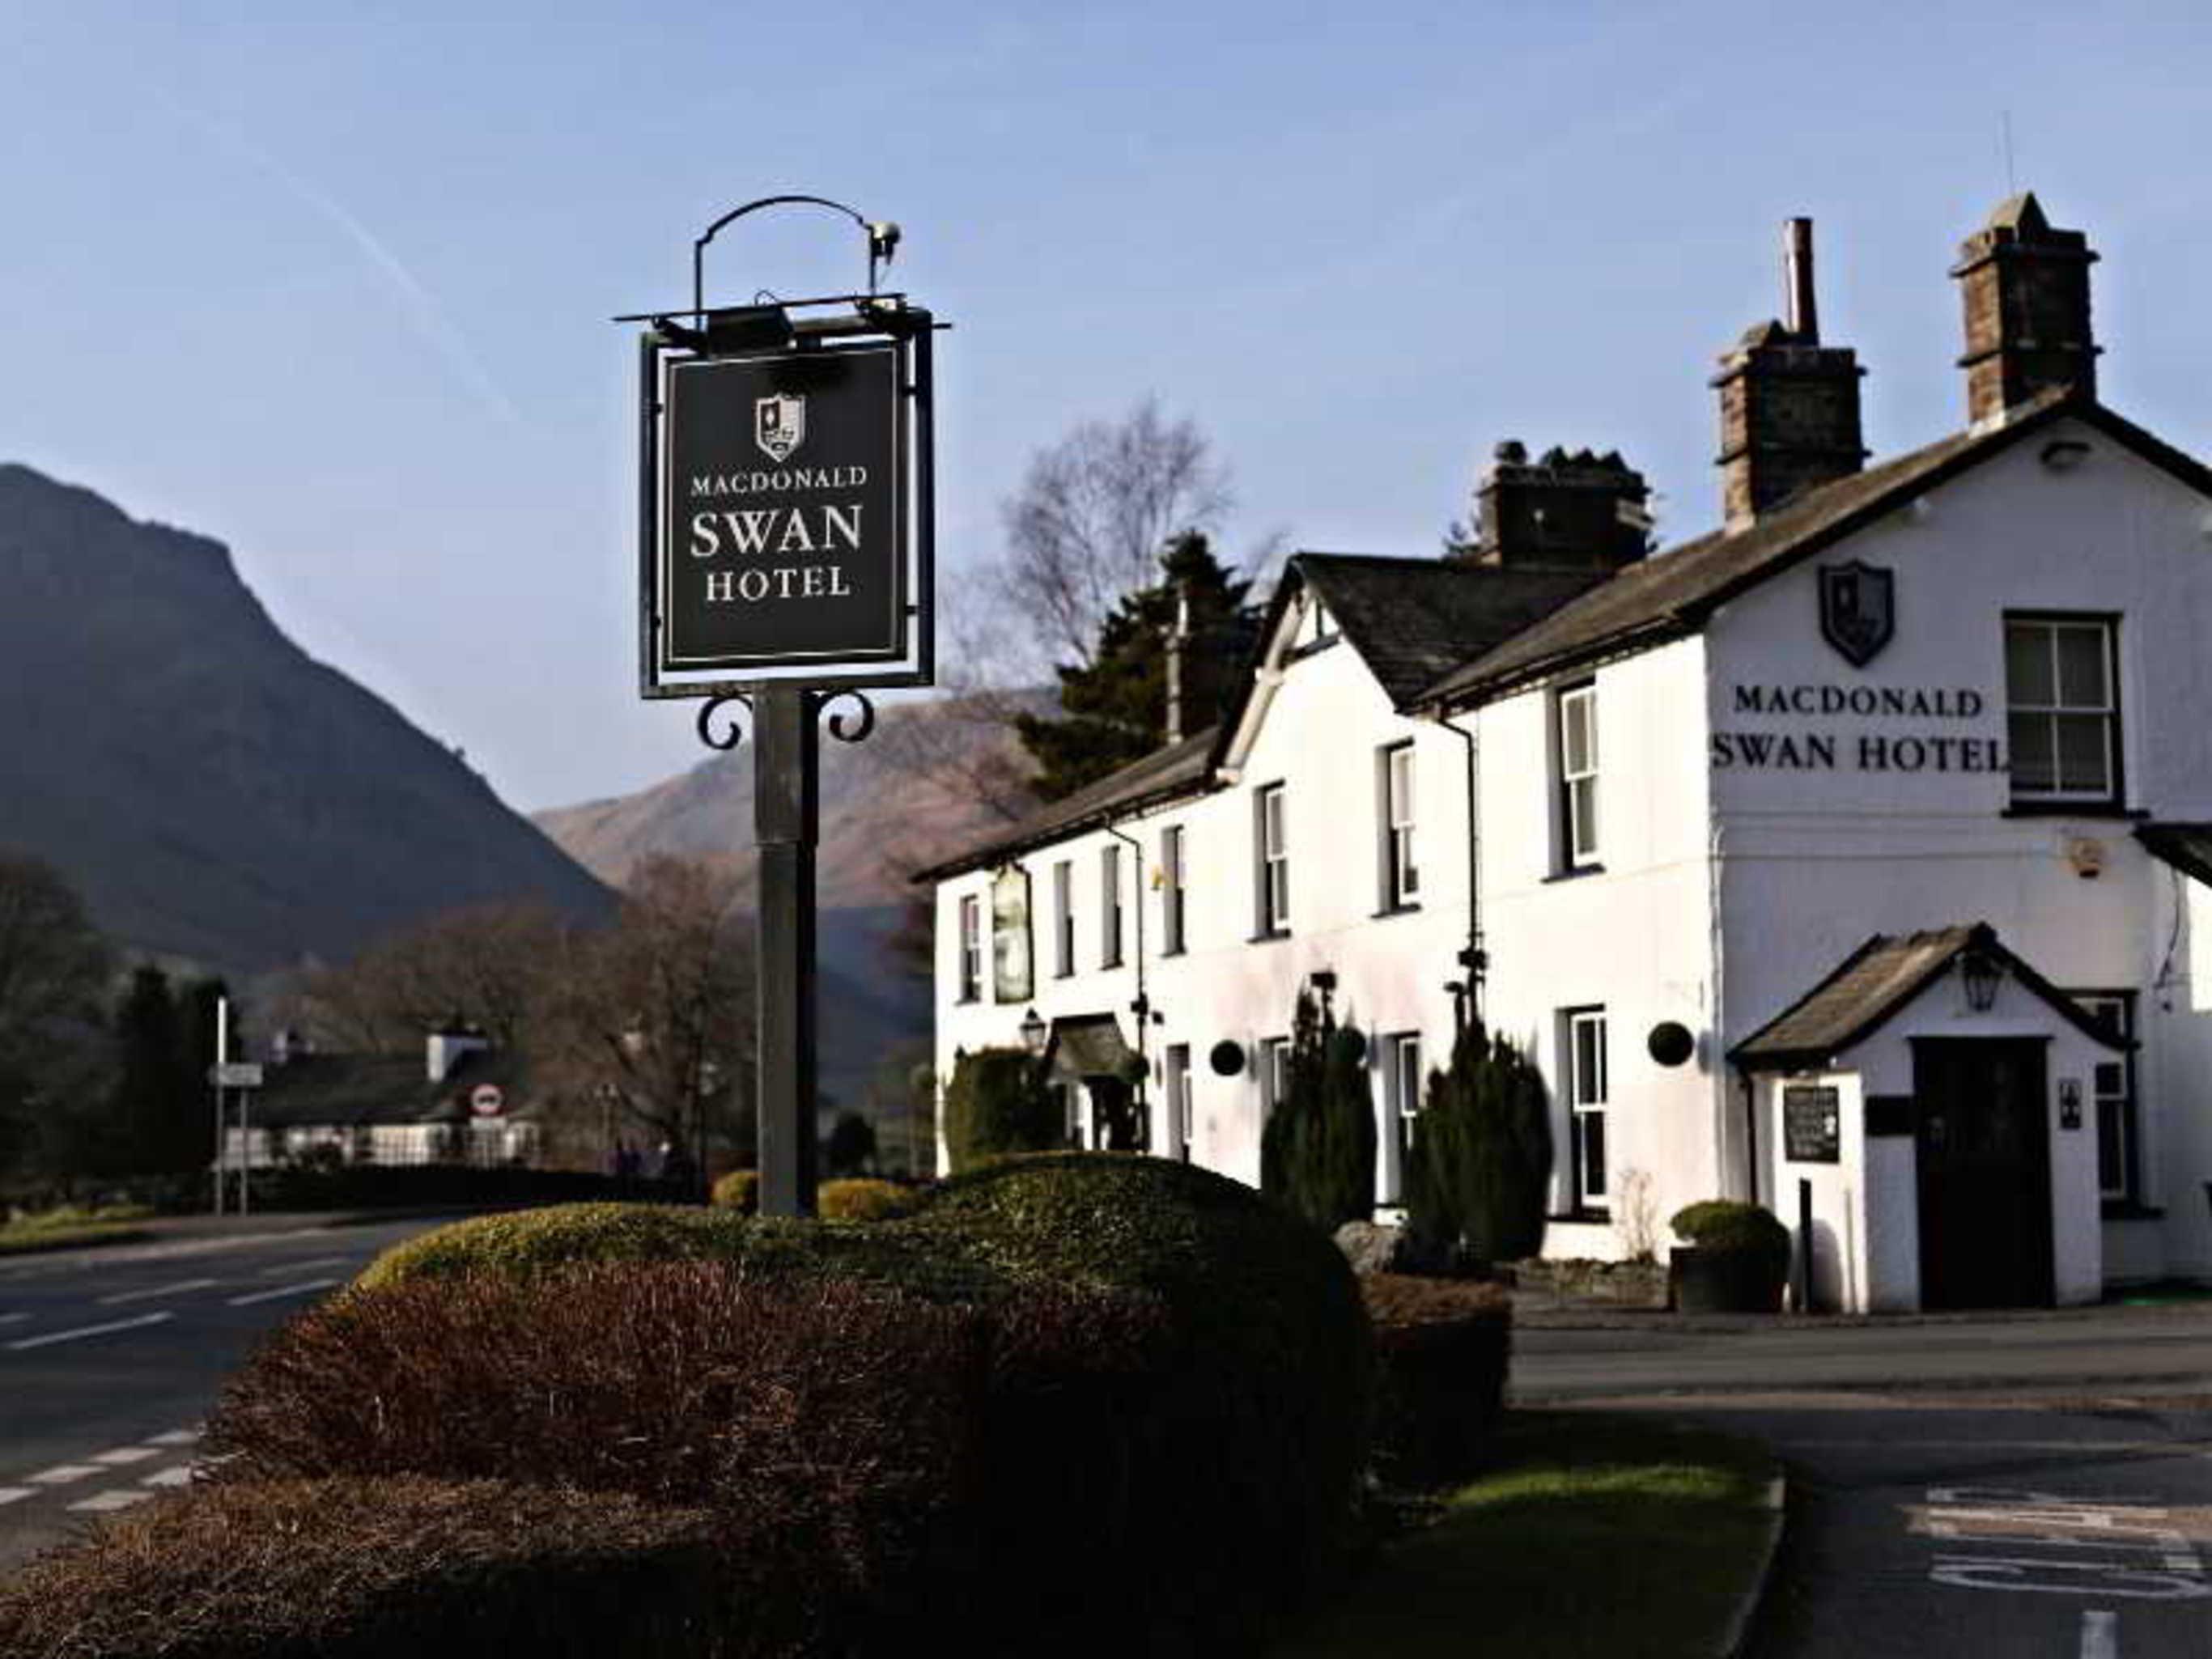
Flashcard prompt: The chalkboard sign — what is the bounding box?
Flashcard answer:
[1783,1084,1841,1164]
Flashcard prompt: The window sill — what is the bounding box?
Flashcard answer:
[2100,1199,2164,1221]
[1548,1207,1611,1225]
[2002,804,2145,821]
[1102,958,1125,971]
[1372,902,1423,919]
[1543,863,1607,884]
[1160,945,1187,959]
[956,995,981,1007]
[1249,927,1293,944]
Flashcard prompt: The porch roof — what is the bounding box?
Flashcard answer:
[1731,922,2127,1071]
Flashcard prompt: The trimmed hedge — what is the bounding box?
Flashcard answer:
[940,1046,1061,1172]
[0,1478,722,1659]
[334,1152,1372,1653]
[710,1169,759,1212]
[817,1177,918,1221]
[1361,1273,1512,1486]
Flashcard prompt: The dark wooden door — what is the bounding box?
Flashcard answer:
[1912,1039,2055,1309]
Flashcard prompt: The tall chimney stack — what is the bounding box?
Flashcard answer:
[1712,218,1867,532]
[1950,192,2099,426]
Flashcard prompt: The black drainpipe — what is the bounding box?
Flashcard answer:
[1437,713,1485,1026]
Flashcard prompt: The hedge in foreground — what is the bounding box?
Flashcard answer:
[1361,1273,1512,1487]
[333,1153,1372,1653]
[0,1478,722,1659]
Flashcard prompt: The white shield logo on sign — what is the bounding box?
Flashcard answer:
[754,392,806,464]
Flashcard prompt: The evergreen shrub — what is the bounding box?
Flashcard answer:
[817,1177,917,1221]
[940,1046,1061,1173]
[0,1478,723,1659]
[1669,1199,1790,1259]
[1261,992,1377,1231]
[1403,1020,1552,1267]
[354,1202,749,1291]
[710,1169,758,1212]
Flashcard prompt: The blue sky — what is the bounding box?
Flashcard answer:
[3,2,2209,810]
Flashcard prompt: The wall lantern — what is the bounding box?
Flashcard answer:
[1019,1008,1049,1055]
[1959,945,2005,1013]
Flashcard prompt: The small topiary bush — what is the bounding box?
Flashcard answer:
[940,1046,1061,1172]
[1404,1020,1552,1267]
[1670,1199,1790,1258]
[0,1478,723,1659]
[817,1177,918,1221]
[1361,1273,1512,1486]
[710,1169,759,1212]
[354,1202,749,1291]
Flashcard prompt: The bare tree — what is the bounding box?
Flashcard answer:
[288,902,567,1054]
[996,397,1233,673]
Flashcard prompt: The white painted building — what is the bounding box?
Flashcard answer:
[923,195,2212,1311]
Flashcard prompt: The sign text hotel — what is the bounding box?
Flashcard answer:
[1711,681,2006,774]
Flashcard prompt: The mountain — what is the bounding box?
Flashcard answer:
[534,688,1048,1111]
[0,464,612,973]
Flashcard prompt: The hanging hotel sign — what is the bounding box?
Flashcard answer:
[991,865,1034,1003]
[657,345,906,674]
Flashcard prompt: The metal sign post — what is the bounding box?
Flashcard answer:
[621,197,939,1220]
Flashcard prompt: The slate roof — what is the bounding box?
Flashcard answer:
[1731,922,2126,1070]
[911,727,1217,881]
[2137,822,2212,889]
[1293,554,1609,707]
[1420,392,2212,710]
[246,1047,533,1129]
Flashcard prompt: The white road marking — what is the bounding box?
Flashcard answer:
[68,1489,152,1513]
[27,1465,100,1485]
[0,1487,32,1505]
[2079,1609,2117,1659]
[99,1277,221,1306]
[6,1311,172,1351]
[92,1446,159,1466]
[141,1466,193,1488]
[225,1277,338,1307]
[145,1428,200,1447]
[257,1256,349,1277]
[0,1313,27,1325]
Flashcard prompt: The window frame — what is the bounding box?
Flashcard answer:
[1255,782,1290,937]
[1382,1030,1422,1204]
[2071,988,2140,1205]
[1378,740,1420,911]
[1259,1035,1292,1114]
[1164,1042,1193,1163]
[1556,681,1600,871]
[1563,1006,1609,1213]
[1160,824,1187,956]
[1100,843,1124,968]
[957,894,982,1003]
[1052,859,1075,978]
[2003,613,2123,808]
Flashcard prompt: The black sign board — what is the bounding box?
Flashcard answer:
[658,345,905,673]
[1783,1084,1841,1164]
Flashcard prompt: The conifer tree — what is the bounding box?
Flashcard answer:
[1404,1020,1552,1264]
[1015,532,1254,803]
[107,966,189,1177]
[1261,992,1377,1232]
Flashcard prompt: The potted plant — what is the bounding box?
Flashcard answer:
[1667,1200,1790,1313]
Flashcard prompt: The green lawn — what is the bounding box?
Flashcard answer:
[1276,1411,1779,1659]
[0,1204,156,1256]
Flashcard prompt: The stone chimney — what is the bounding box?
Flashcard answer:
[1469,440,1651,570]
[1950,192,2099,426]
[1712,218,1867,532]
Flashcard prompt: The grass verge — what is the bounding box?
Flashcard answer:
[1274,1411,1778,1659]
[0,1206,156,1257]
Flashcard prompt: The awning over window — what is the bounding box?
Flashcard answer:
[1045,1014,1135,1081]
[2137,821,2212,889]
[1731,921,2127,1071]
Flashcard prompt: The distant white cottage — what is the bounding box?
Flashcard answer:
[923,196,2212,1313]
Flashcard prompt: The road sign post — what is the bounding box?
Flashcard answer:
[624,197,937,1220]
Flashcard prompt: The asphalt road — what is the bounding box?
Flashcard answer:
[0,1215,448,1575]
[1515,1305,2212,1658]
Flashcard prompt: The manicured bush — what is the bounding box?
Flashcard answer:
[1403,1020,1552,1267]
[710,1168,759,1212]
[0,1477,723,1659]
[817,1177,918,1221]
[355,1201,750,1290]
[1670,1199,1790,1258]
[940,1046,1061,1172]
[1263,995,1380,1233]
[1361,1273,1513,1486]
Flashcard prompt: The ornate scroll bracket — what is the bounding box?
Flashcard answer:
[816,688,877,745]
[696,693,754,753]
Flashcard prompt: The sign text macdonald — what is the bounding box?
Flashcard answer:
[1711,681,2006,774]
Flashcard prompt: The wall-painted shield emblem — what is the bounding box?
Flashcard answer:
[754,392,806,464]
[1819,561,1894,667]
